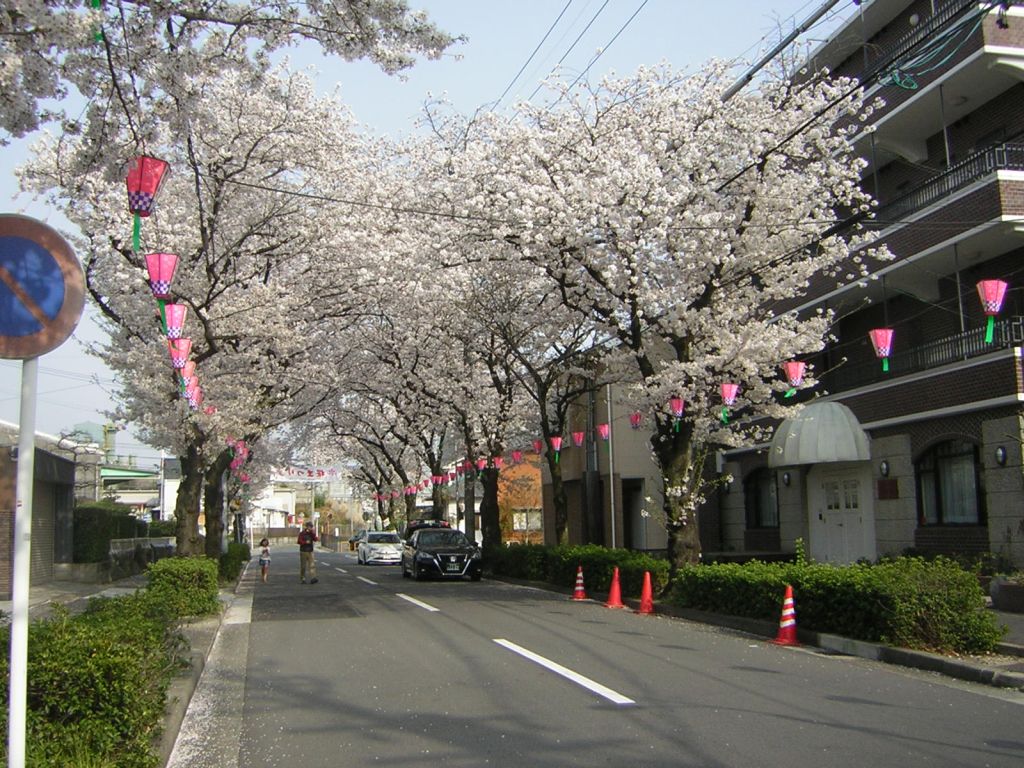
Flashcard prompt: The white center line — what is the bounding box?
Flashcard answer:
[493,638,635,706]
[357,576,378,586]
[396,593,440,612]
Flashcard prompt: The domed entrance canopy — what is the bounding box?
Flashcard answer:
[768,402,870,467]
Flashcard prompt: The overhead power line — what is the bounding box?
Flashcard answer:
[491,0,574,112]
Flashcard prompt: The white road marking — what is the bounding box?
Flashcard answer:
[357,576,378,586]
[493,638,636,706]
[335,568,348,574]
[396,593,440,612]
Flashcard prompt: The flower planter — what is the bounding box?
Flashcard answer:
[990,578,1024,613]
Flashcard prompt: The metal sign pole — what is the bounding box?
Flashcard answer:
[7,357,38,768]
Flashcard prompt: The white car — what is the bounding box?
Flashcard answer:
[357,531,403,565]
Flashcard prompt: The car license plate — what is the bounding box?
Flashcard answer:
[445,562,461,572]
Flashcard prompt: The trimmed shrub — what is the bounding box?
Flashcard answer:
[146,557,221,618]
[219,541,251,581]
[0,592,186,767]
[73,503,147,563]
[489,543,670,598]
[148,519,177,537]
[668,556,1005,654]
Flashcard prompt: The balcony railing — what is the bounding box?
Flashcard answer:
[822,315,1024,393]
[872,143,1024,226]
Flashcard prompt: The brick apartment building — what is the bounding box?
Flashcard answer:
[718,0,1024,566]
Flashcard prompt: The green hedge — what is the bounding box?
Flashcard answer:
[146,557,221,618]
[219,541,251,581]
[148,519,177,537]
[73,503,149,563]
[0,593,186,767]
[668,556,1006,654]
[489,544,670,597]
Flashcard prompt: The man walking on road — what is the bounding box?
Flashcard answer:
[297,521,319,584]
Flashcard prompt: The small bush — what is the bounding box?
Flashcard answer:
[219,541,251,581]
[148,519,177,537]
[146,557,220,618]
[73,503,147,563]
[0,592,185,767]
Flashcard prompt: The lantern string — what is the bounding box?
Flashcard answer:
[132,213,141,252]
[985,315,995,344]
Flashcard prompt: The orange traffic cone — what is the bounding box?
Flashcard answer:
[571,565,587,601]
[605,566,625,609]
[636,571,655,615]
[771,584,799,646]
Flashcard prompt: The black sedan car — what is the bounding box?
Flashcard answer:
[401,528,482,581]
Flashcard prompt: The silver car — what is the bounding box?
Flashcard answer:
[357,531,403,565]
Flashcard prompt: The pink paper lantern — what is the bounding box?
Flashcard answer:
[783,361,805,387]
[185,377,199,395]
[181,359,196,384]
[550,436,563,452]
[511,449,523,463]
[163,303,188,339]
[432,474,442,486]
[596,423,610,441]
[533,439,543,454]
[476,457,487,471]
[977,279,1008,315]
[869,328,894,371]
[447,472,456,482]
[629,411,643,430]
[145,253,178,299]
[669,396,685,418]
[167,337,192,369]
[493,456,504,469]
[572,430,585,447]
[125,156,170,216]
[720,383,739,406]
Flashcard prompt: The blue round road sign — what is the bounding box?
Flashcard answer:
[0,214,84,359]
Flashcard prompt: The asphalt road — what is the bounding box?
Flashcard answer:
[168,549,1024,768]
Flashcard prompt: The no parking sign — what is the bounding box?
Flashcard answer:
[0,214,84,359]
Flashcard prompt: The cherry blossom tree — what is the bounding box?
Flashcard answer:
[0,0,456,144]
[20,66,370,554]
[443,62,886,569]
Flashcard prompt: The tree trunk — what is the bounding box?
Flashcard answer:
[479,467,501,553]
[204,449,233,560]
[548,455,569,544]
[466,473,477,544]
[174,445,204,556]
[651,422,704,573]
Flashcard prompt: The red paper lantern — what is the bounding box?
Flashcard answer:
[125,156,170,216]
[533,439,543,454]
[720,383,739,406]
[550,436,563,452]
[511,449,523,463]
[977,279,1009,343]
[167,337,192,368]
[629,411,643,430]
[596,423,610,441]
[669,396,685,418]
[493,456,504,469]
[868,328,894,372]
[572,430,585,447]
[476,457,487,471]
[145,253,178,299]
[163,303,188,339]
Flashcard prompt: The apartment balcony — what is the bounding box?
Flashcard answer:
[822,315,1024,395]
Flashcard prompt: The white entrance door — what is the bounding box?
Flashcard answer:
[807,465,876,564]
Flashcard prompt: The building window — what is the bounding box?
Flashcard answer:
[744,468,779,529]
[916,440,984,525]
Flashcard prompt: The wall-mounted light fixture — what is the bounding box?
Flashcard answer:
[995,446,1007,466]
[879,460,890,477]
[782,471,791,487]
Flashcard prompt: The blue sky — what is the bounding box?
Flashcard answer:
[0,0,854,457]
